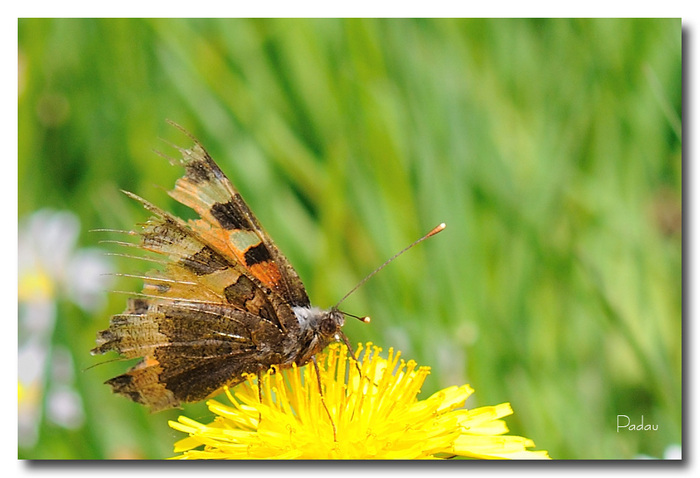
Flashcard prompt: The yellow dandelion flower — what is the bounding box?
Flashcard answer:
[169,342,550,459]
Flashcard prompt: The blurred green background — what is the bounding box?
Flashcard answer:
[18,18,681,459]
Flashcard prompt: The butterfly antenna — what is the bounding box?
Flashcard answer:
[342,311,371,324]
[334,222,446,313]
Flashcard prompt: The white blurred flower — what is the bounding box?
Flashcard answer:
[18,209,113,447]
[663,444,682,459]
[19,209,112,311]
[635,443,682,460]
[47,347,84,429]
[47,385,85,429]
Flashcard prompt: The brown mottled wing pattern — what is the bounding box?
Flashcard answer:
[92,126,309,411]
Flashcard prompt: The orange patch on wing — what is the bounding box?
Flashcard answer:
[188,218,282,290]
[141,356,160,368]
[188,219,238,261]
[250,262,283,289]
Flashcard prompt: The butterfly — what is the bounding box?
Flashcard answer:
[92,121,445,415]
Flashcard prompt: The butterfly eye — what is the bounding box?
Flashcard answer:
[319,317,337,336]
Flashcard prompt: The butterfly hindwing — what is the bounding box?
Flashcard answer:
[96,300,287,411]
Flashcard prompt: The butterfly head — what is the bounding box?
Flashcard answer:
[318,308,345,338]
[290,306,347,365]
[293,306,345,339]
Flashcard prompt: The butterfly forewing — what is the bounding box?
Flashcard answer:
[165,132,310,308]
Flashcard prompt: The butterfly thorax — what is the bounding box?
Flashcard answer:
[290,306,345,366]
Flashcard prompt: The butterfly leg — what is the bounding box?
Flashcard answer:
[257,370,264,426]
[312,355,337,442]
[339,332,362,377]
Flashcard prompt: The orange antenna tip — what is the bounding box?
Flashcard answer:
[427,222,446,237]
[342,311,372,324]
